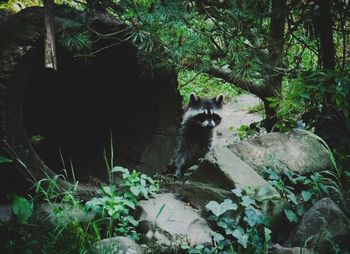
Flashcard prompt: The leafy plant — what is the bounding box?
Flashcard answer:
[205,187,271,254]
[235,124,257,141]
[262,167,335,223]
[11,195,33,225]
[86,166,159,240]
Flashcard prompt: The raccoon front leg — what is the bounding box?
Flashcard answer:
[174,149,192,178]
[174,154,186,178]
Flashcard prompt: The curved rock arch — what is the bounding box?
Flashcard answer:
[0,7,182,197]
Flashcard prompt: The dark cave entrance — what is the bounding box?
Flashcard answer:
[22,43,181,180]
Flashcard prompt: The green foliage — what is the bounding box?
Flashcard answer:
[86,166,159,240]
[0,0,40,12]
[0,155,13,164]
[11,196,33,225]
[112,166,159,199]
[269,71,350,143]
[59,18,92,58]
[248,102,265,115]
[205,187,271,254]
[60,31,91,52]
[1,164,159,253]
[236,124,257,141]
[262,168,339,223]
[178,70,240,104]
[0,0,82,12]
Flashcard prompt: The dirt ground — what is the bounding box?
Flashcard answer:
[215,94,263,146]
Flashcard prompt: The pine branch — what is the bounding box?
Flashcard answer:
[206,66,267,99]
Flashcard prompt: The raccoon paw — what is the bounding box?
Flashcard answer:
[174,169,182,179]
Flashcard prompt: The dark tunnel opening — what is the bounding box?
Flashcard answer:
[23,43,165,181]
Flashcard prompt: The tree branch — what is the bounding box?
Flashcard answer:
[206,66,266,99]
[43,0,57,70]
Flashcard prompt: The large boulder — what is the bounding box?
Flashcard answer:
[229,130,332,175]
[269,243,313,254]
[181,146,285,221]
[287,198,350,253]
[94,236,143,254]
[134,193,213,251]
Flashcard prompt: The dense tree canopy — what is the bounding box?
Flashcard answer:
[76,0,350,150]
[1,0,349,153]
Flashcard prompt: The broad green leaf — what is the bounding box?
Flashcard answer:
[241,195,256,207]
[243,207,263,226]
[284,208,298,223]
[130,186,141,196]
[102,186,115,197]
[124,200,136,209]
[85,198,102,213]
[217,220,228,229]
[126,216,139,226]
[232,228,249,248]
[231,187,243,197]
[256,186,271,197]
[210,232,224,242]
[0,156,13,164]
[301,190,312,202]
[264,227,272,243]
[287,193,298,205]
[12,196,33,224]
[111,166,129,174]
[220,199,238,212]
[205,201,222,217]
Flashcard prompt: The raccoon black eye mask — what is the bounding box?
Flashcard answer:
[189,111,221,129]
[174,93,224,178]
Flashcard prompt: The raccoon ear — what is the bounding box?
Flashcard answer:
[189,93,200,105]
[214,94,224,106]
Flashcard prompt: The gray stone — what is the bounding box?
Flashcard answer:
[94,236,143,254]
[135,193,213,248]
[269,243,314,254]
[288,198,350,253]
[35,203,95,228]
[181,146,285,220]
[229,130,332,175]
[0,204,12,223]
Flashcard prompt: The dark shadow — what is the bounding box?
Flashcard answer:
[23,43,159,180]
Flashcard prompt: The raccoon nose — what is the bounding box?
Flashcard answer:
[207,122,214,128]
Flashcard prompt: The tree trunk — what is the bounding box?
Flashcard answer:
[318,0,336,72]
[314,0,341,146]
[317,0,335,110]
[263,0,287,131]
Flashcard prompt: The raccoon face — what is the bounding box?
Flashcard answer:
[182,93,223,129]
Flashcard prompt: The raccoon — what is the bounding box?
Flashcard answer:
[174,93,223,178]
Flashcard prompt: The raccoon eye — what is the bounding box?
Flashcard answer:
[212,113,221,122]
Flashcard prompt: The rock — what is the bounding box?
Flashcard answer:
[269,243,313,254]
[134,193,213,249]
[0,204,12,223]
[35,203,94,228]
[94,236,143,254]
[229,130,332,175]
[181,146,285,220]
[288,198,350,253]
